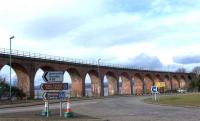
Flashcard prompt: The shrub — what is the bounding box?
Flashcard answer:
[0,80,26,100]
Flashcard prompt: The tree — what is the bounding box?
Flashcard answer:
[0,76,26,100]
[176,67,186,73]
[192,66,200,76]
[189,66,200,91]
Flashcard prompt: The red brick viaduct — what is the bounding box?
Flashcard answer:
[0,49,193,98]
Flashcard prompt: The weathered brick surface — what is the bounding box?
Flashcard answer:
[0,54,194,98]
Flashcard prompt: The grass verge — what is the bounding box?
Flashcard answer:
[144,93,200,107]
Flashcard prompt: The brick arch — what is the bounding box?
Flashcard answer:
[188,75,193,80]
[33,65,56,82]
[132,73,143,95]
[38,65,56,71]
[0,59,8,70]
[86,70,101,97]
[155,74,162,82]
[172,75,179,90]
[163,75,171,92]
[121,72,131,95]
[154,74,164,93]
[0,63,6,70]
[179,76,187,89]
[0,64,7,72]
[105,71,118,96]
[67,68,84,97]
[11,63,31,97]
[144,74,153,94]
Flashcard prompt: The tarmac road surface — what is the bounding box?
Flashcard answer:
[0,96,200,121]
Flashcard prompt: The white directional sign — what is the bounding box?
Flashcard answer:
[43,71,64,83]
[43,92,65,100]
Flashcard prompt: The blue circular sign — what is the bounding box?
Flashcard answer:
[151,86,157,93]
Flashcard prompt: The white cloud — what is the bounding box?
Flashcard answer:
[1,0,200,72]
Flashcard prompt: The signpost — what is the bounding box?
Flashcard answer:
[151,86,157,93]
[155,82,165,93]
[41,71,67,117]
[42,92,65,100]
[43,71,64,83]
[155,82,165,87]
[41,83,68,90]
[151,86,159,101]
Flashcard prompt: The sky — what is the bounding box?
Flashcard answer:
[1,0,200,80]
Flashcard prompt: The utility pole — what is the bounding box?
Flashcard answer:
[168,65,172,94]
[98,58,101,96]
[9,36,14,102]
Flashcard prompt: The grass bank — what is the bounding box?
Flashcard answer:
[144,93,200,107]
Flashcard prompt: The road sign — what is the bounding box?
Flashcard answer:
[41,83,68,90]
[43,71,64,83]
[42,92,65,100]
[160,82,165,87]
[58,92,65,100]
[155,82,165,87]
[151,86,157,93]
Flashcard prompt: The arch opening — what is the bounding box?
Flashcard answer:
[180,76,186,89]
[119,77,122,95]
[0,65,19,99]
[121,73,131,95]
[163,75,171,93]
[0,64,30,98]
[172,76,179,91]
[105,71,118,96]
[144,74,153,94]
[0,65,17,87]
[103,75,108,96]
[63,71,72,97]
[155,75,164,93]
[85,73,92,97]
[67,68,83,97]
[133,73,143,95]
[87,70,101,97]
[34,68,44,99]
[34,66,57,99]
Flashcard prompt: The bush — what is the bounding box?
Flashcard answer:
[0,80,26,100]
[189,76,200,92]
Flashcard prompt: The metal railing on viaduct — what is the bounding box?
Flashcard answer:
[0,48,169,71]
[0,48,194,98]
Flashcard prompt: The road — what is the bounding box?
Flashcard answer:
[0,96,200,121]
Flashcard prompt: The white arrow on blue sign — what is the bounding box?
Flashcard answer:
[151,86,158,93]
[42,71,64,83]
[58,92,65,100]
[42,92,65,100]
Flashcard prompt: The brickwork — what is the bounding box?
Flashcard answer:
[121,73,131,95]
[163,76,171,92]
[0,54,194,98]
[133,74,143,94]
[144,75,154,94]
[106,72,118,95]
[88,70,101,96]
[172,76,179,90]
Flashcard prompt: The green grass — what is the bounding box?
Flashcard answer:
[144,94,200,107]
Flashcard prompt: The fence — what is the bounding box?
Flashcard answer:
[0,48,177,73]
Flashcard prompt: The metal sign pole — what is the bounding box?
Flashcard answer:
[47,100,49,117]
[60,100,62,117]
[154,92,157,101]
[41,71,66,117]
